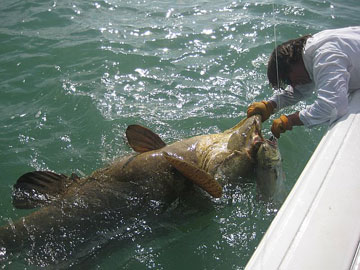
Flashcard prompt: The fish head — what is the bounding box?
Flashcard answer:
[256,137,281,167]
[227,115,264,157]
[256,137,284,199]
[212,115,264,181]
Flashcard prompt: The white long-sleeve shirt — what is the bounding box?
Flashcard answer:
[269,26,360,128]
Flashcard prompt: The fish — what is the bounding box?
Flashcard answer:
[255,137,285,200]
[0,115,282,266]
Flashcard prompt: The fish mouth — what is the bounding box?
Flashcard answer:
[246,116,265,160]
[251,115,265,145]
[228,115,265,161]
[265,136,278,147]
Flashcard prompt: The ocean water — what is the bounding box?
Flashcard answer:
[0,0,358,269]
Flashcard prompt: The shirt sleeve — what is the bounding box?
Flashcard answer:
[269,84,313,111]
[299,48,351,128]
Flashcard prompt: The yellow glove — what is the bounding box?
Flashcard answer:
[247,101,274,122]
[271,115,292,138]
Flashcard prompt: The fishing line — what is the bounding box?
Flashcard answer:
[272,3,280,90]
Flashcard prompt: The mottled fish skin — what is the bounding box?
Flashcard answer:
[255,138,285,200]
[0,115,276,263]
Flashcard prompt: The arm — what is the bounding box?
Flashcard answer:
[288,111,303,126]
[271,112,303,138]
[269,85,308,111]
[247,88,307,123]
[299,49,350,127]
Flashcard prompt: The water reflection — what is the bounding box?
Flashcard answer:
[0,0,347,268]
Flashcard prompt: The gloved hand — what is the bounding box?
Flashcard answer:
[271,115,292,138]
[247,101,274,122]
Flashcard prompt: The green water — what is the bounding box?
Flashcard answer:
[0,0,358,268]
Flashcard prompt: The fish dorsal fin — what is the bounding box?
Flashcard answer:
[12,171,72,209]
[126,125,166,153]
[163,152,222,198]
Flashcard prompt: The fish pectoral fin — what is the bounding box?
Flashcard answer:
[12,171,71,209]
[126,125,167,153]
[163,152,222,198]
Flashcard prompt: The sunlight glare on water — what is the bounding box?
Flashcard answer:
[0,0,358,268]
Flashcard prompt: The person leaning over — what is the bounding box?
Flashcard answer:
[247,26,360,138]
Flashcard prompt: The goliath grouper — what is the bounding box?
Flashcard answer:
[0,115,283,265]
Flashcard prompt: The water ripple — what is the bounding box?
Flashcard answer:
[0,0,356,268]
